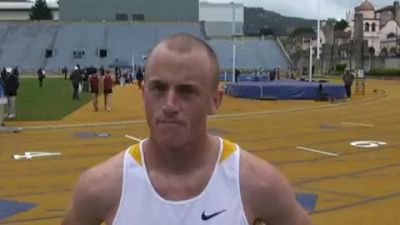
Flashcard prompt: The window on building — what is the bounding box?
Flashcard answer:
[380,48,388,57]
[365,23,370,32]
[368,47,375,56]
[116,14,128,20]
[371,23,376,32]
[45,49,53,58]
[387,33,396,39]
[99,49,107,58]
[73,50,85,59]
[132,14,145,21]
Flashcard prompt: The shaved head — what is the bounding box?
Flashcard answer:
[146,34,220,89]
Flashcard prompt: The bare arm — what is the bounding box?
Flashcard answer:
[261,166,312,225]
[241,151,313,225]
[61,169,106,225]
[61,152,124,225]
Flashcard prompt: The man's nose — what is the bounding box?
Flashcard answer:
[162,90,179,115]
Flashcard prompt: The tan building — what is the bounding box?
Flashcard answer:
[345,0,400,56]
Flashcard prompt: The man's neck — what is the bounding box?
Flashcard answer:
[144,134,219,174]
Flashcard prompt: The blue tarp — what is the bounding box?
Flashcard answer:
[219,74,270,82]
[0,199,36,220]
[226,80,346,100]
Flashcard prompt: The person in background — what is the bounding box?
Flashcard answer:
[342,70,354,99]
[37,68,45,88]
[4,67,19,119]
[136,67,144,89]
[89,70,100,111]
[69,66,82,100]
[234,68,240,82]
[103,70,113,111]
[0,67,6,84]
[12,66,19,78]
[82,67,90,92]
[62,66,68,80]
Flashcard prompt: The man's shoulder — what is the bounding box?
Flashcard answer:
[75,151,125,200]
[239,150,311,224]
[239,150,287,197]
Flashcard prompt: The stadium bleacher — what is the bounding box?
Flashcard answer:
[0,21,290,71]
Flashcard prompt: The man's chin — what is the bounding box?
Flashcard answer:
[154,134,188,149]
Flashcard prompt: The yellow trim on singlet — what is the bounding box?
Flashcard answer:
[128,144,142,166]
[128,140,235,165]
[219,139,237,163]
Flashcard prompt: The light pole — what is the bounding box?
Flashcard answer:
[317,0,320,60]
[309,37,313,82]
[231,2,236,83]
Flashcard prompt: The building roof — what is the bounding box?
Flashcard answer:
[355,0,375,11]
[200,1,244,8]
[376,5,394,13]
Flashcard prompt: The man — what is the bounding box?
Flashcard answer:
[69,66,82,100]
[103,70,113,111]
[234,68,240,82]
[342,70,354,99]
[135,66,144,89]
[89,70,99,111]
[37,67,45,88]
[62,66,68,80]
[61,34,312,225]
[3,67,19,119]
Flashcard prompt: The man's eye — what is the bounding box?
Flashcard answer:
[178,86,197,95]
[151,84,166,92]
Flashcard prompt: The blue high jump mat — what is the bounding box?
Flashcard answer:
[226,79,346,100]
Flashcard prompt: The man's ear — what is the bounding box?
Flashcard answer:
[208,86,224,115]
[141,80,146,108]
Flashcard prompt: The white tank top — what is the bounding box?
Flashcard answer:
[112,138,249,225]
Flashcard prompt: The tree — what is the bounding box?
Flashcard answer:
[258,27,274,36]
[334,19,349,31]
[290,27,315,37]
[30,0,53,21]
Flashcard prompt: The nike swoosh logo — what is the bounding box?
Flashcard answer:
[201,209,226,220]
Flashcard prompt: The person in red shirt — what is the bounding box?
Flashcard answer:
[103,70,113,111]
[89,71,100,111]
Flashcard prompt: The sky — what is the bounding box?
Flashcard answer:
[204,0,395,20]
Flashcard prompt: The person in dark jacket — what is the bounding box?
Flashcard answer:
[12,66,19,78]
[343,70,355,99]
[69,66,82,100]
[4,67,19,118]
[37,68,45,87]
[0,67,6,86]
[62,66,68,80]
[136,67,144,89]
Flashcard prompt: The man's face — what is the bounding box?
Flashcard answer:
[142,45,221,149]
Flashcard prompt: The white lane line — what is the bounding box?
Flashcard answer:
[13,152,62,160]
[296,146,339,157]
[124,134,142,142]
[341,122,374,127]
